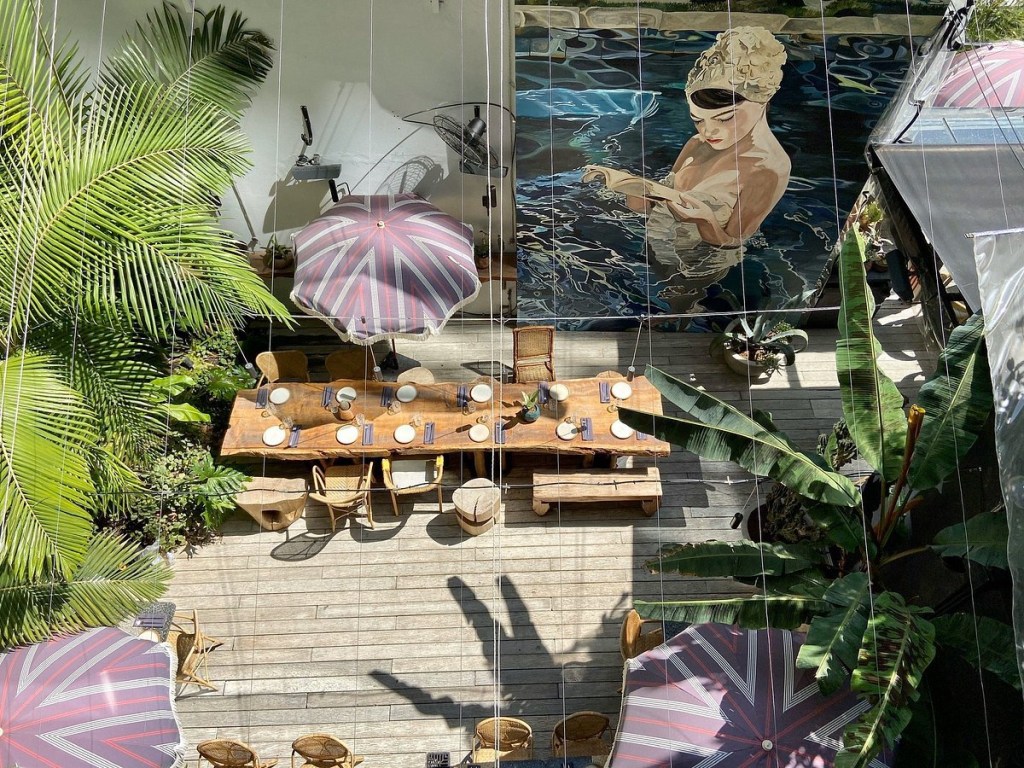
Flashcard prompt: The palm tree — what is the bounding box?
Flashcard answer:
[0,0,289,649]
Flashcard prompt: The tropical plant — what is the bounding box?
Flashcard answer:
[0,0,288,649]
[967,0,1024,42]
[619,231,1013,767]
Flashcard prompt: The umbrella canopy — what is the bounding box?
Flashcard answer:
[609,623,890,768]
[933,41,1024,108]
[290,194,481,344]
[0,626,185,768]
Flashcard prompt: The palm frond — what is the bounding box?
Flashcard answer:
[835,230,908,483]
[635,595,828,631]
[0,532,170,650]
[0,352,96,580]
[620,366,859,507]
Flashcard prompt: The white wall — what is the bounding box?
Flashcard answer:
[51,0,515,251]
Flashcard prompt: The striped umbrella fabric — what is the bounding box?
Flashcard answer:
[608,623,890,768]
[0,626,185,768]
[290,194,480,344]
[934,41,1024,108]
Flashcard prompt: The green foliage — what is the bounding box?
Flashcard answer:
[931,512,1009,569]
[797,573,871,695]
[649,540,825,578]
[635,595,827,631]
[967,0,1024,42]
[933,613,1021,691]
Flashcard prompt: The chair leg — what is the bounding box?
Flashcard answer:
[365,495,375,529]
[390,490,400,516]
[437,485,443,514]
[329,505,338,532]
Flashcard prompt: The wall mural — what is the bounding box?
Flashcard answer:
[515,25,917,330]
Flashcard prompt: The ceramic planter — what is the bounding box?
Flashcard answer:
[724,349,778,381]
[521,404,542,423]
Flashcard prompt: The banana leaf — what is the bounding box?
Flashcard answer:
[804,503,875,555]
[837,591,936,768]
[933,613,1021,691]
[931,512,1008,569]
[835,231,908,483]
[635,595,828,631]
[797,573,871,695]
[620,367,859,507]
[647,540,825,578]
[907,313,992,492]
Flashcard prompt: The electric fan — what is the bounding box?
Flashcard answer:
[433,106,501,175]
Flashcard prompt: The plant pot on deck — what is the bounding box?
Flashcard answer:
[724,349,778,382]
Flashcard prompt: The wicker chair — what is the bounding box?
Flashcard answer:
[619,608,664,660]
[512,325,555,383]
[168,609,222,696]
[396,366,435,385]
[552,711,612,758]
[256,350,310,386]
[197,739,277,768]
[596,369,625,378]
[291,734,363,768]
[325,348,374,381]
[310,463,374,531]
[382,455,444,516]
[471,717,534,762]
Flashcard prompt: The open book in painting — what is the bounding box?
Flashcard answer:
[581,165,687,206]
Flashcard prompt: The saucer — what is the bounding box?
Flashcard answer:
[610,382,633,400]
[470,383,492,403]
[396,384,418,403]
[610,420,634,439]
[336,386,358,402]
[269,387,291,405]
[336,424,359,445]
[468,423,490,443]
[556,421,579,441]
[263,425,288,446]
[394,424,416,444]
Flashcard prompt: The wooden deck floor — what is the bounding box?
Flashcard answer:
[167,301,937,767]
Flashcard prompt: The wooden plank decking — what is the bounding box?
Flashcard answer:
[166,301,936,767]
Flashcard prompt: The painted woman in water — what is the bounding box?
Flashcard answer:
[627,27,791,305]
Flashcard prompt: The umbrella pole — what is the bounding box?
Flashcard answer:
[382,339,400,371]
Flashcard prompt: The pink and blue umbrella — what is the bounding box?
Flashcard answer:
[934,41,1024,108]
[0,626,185,768]
[290,194,480,345]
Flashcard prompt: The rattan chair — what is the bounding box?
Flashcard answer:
[197,739,277,768]
[620,608,664,660]
[256,350,310,386]
[512,325,556,383]
[396,366,435,385]
[382,455,444,516]
[310,463,374,531]
[325,348,374,381]
[596,369,625,378]
[291,733,363,768]
[168,609,222,697]
[552,711,612,758]
[471,716,534,762]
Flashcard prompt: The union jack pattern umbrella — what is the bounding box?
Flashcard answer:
[290,194,480,345]
[934,41,1024,108]
[0,626,185,768]
[608,623,890,768]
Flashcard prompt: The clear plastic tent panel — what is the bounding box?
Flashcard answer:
[972,229,1024,692]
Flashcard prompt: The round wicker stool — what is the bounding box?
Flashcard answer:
[452,478,501,535]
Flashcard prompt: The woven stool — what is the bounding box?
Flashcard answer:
[452,478,501,535]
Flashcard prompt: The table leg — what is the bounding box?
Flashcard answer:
[473,451,486,477]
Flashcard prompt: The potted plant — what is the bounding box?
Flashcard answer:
[518,390,542,423]
[710,314,809,380]
[261,234,294,272]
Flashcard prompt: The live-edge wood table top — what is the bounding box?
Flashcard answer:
[220,377,670,461]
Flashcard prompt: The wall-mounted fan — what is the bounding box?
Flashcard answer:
[404,103,513,178]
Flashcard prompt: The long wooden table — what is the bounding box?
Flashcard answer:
[220,377,670,468]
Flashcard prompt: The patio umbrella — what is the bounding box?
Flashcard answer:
[934,41,1024,108]
[290,194,480,366]
[608,623,890,768]
[0,626,185,768]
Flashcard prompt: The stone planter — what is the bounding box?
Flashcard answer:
[724,349,778,381]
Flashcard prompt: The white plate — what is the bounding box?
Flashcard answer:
[611,381,633,400]
[336,386,358,402]
[269,387,291,405]
[549,383,570,402]
[610,420,634,439]
[396,384,418,403]
[470,383,492,403]
[556,421,579,441]
[263,425,287,446]
[469,423,490,443]
[394,424,416,444]
[336,424,359,445]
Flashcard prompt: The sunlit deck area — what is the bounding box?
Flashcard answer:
[166,300,937,768]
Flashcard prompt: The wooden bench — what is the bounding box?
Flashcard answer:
[532,467,662,517]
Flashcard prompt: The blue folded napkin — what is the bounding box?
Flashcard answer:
[255,387,268,408]
[637,431,648,440]
[495,422,506,444]
[322,386,334,408]
[288,427,301,448]
[424,422,435,445]
[537,381,549,404]
[581,417,594,441]
[134,615,165,628]
[457,385,467,407]
[599,381,611,403]
[362,423,374,445]
[380,386,394,407]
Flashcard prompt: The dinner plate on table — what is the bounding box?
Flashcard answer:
[394,424,416,444]
[610,419,634,439]
[611,382,633,400]
[556,421,579,441]
[263,425,288,446]
[269,387,291,405]
[549,383,570,402]
[470,383,492,403]
[396,384,418,403]
[336,424,359,445]
[469,423,490,443]
[336,386,358,402]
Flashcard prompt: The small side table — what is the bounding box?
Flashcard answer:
[235,476,309,531]
[452,478,501,536]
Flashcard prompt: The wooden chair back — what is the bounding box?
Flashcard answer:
[290,733,363,768]
[168,609,222,696]
[552,711,611,757]
[311,463,374,531]
[256,350,309,386]
[620,608,664,660]
[382,455,444,516]
[472,717,534,761]
[512,326,555,383]
[325,348,374,381]
[197,738,277,768]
